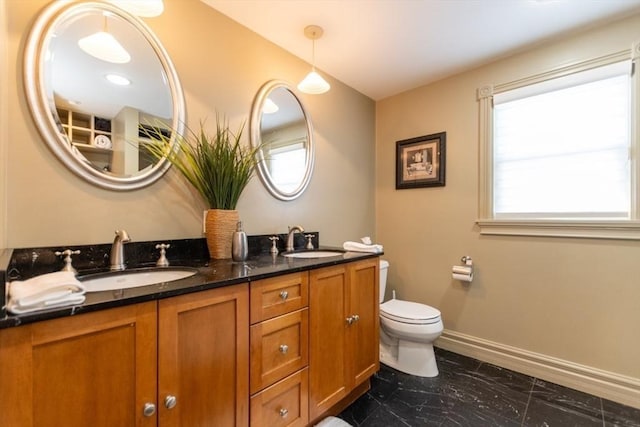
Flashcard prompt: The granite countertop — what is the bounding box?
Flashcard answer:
[0,248,380,329]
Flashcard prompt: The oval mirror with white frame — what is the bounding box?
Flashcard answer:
[24,1,185,191]
[250,80,315,201]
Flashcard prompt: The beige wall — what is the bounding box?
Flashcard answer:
[376,13,640,379]
[2,0,375,248]
[0,0,8,248]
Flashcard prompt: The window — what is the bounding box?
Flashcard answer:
[477,48,640,239]
[267,140,306,193]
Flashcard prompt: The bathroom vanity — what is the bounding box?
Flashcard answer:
[0,245,379,427]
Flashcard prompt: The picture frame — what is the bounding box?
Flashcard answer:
[396,132,446,189]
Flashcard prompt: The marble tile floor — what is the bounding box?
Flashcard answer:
[338,348,640,427]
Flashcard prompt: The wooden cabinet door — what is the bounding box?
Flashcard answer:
[0,302,158,427]
[308,265,349,420]
[347,258,380,387]
[158,283,249,427]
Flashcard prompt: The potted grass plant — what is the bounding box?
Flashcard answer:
[142,115,260,259]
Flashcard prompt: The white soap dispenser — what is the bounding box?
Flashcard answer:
[232,221,248,262]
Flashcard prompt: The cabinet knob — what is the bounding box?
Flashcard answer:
[143,403,156,417]
[279,290,289,301]
[164,395,177,409]
[346,314,360,325]
[279,408,289,418]
[279,344,289,354]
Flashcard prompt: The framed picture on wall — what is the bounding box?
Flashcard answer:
[395,132,446,189]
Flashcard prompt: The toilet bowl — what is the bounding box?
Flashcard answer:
[379,260,443,377]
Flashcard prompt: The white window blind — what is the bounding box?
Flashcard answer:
[492,61,631,219]
[268,141,306,193]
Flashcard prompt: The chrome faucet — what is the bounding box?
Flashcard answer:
[110,230,131,271]
[286,225,305,252]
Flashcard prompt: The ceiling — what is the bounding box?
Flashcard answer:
[51,10,172,119]
[202,0,640,100]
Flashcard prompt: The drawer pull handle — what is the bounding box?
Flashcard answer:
[279,290,289,301]
[279,408,289,418]
[279,344,289,354]
[143,403,156,417]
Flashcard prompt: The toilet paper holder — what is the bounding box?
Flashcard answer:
[452,256,474,283]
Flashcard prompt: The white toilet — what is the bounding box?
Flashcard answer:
[379,259,444,377]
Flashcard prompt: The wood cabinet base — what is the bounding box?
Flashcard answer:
[308,379,371,426]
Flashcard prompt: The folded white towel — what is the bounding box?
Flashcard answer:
[7,294,86,314]
[8,271,86,315]
[343,241,384,254]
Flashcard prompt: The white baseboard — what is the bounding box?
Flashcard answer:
[436,329,640,409]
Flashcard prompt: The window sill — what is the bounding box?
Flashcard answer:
[476,219,640,240]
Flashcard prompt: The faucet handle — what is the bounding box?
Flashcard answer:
[155,243,170,267]
[268,236,279,255]
[55,249,81,274]
[304,234,315,250]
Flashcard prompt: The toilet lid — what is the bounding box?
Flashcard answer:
[380,299,441,325]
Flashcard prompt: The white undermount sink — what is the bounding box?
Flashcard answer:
[81,268,198,292]
[282,251,344,259]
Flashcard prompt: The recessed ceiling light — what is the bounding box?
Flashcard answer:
[105,74,131,86]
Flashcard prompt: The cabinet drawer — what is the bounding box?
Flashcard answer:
[250,308,308,394]
[250,368,308,427]
[250,272,308,324]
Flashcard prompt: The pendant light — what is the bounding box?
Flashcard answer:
[263,98,279,114]
[298,25,330,95]
[78,15,130,64]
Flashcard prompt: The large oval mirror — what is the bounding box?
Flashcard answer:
[250,80,314,201]
[24,1,185,190]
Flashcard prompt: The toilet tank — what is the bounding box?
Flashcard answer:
[379,259,389,303]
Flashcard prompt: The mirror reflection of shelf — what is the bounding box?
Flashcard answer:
[72,143,112,154]
[56,108,112,149]
[56,107,113,171]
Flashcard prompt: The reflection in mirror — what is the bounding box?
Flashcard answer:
[24,1,185,190]
[250,80,314,201]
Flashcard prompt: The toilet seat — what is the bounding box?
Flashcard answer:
[380,299,441,325]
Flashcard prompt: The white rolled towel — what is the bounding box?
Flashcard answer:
[315,416,353,426]
[342,241,384,254]
[8,271,86,314]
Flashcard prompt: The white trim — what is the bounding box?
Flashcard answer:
[476,219,640,240]
[493,50,631,94]
[494,60,631,105]
[632,42,640,221]
[478,47,640,239]
[477,85,494,219]
[0,0,8,249]
[436,329,640,409]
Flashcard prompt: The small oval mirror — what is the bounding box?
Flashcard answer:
[250,80,314,201]
[24,1,185,190]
